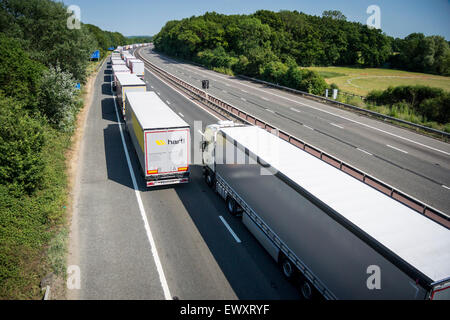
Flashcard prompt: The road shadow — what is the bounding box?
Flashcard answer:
[104,69,112,75]
[103,124,135,190]
[101,98,117,122]
[102,83,113,95]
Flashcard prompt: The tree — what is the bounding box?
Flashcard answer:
[0,96,45,195]
[322,10,347,21]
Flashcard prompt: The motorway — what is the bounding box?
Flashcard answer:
[68,55,300,299]
[137,46,450,215]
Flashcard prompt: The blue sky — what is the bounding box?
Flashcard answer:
[62,0,450,39]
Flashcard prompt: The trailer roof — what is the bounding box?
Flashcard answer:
[112,65,130,73]
[111,59,126,65]
[126,91,189,130]
[115,73,145,86]
[221,125,450,282]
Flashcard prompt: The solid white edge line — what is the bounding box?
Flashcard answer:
[357,148,373,156]
[219,216,241,243]
[110,80,172,300]
[174,59,450,156]
[387,144,409,154]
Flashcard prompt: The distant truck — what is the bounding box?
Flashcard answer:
[111,65,130,90]
[114,73,146,117]
[201,121,450,300]
[125,91,190,187]
[129,59,145,79]
[121,50,129,60]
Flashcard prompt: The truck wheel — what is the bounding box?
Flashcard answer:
[205,172,215,189]
[280,256,295,280]
[300,280,313,300]
[226,197,238,216]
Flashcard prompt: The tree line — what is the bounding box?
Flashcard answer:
[153,10,449,124]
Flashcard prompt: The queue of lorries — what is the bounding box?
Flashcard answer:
[110,44,450,300]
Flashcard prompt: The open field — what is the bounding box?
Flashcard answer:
[307,66,450,96]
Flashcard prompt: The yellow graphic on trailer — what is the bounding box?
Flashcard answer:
[132,112,144,152]
[156,140,166,146]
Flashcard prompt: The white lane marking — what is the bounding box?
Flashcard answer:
[151,85,154,89]
[177,63,450,156]
[166,100,170,105]
[219,216,241,243]
[266,109,275,113]
[178,112,184,118]
[330,123,344,129]
[241,89,248,93]
[290,107,301,113]
[197,130,204,137]
[222,90,227,93]
[262,97,270,101]
[304,125,314,130]
[387,144,409,154]
[357,148,373,156]
[442,185,450,190]
[142,65,221,121]
[110,81,172,300]
[157,92,161,95]
[241,97,247,102]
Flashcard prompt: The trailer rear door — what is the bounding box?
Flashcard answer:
[145,129,189,175]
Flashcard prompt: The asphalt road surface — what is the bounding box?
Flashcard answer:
[68,57,300,299]
[137,46,450,215]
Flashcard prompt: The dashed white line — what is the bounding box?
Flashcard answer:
[222,90,227,93]
[304,125,314,130]
[357,148,373,156]
[151,85,154,89]
[219,216,241,243]
[290,107,301,113]
[241,89,248,93]
[442,185,450,190]
[262,97,270,101]
[266,109,275,113]
[157,92,161,95]
[166,100,170,105]
[110,80,172,300]
[241,97,247,102]
[175,62,450,156]
[178,112,184,118]
[387,144,409,154]
[330,123,344,129]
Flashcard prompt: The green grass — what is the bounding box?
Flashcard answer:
[307,66,450,96]
[0,127,71,299]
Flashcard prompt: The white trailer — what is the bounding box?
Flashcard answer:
[125,91,190,187]
[111,65,130,90]
[114,73,146,117]
[129,59,144,79]
[201,121,450,300]
[111,58,126,66]
[121,50,129,60]
[124,54,134,67]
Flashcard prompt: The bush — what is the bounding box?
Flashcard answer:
[38,65,80,132]
[367,85,449,124]
[0,96,45,195]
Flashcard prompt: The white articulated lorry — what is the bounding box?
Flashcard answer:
[129,59,145,79]
[114,73,146,118]
[125,91,190,187]
[201,121,450,300]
